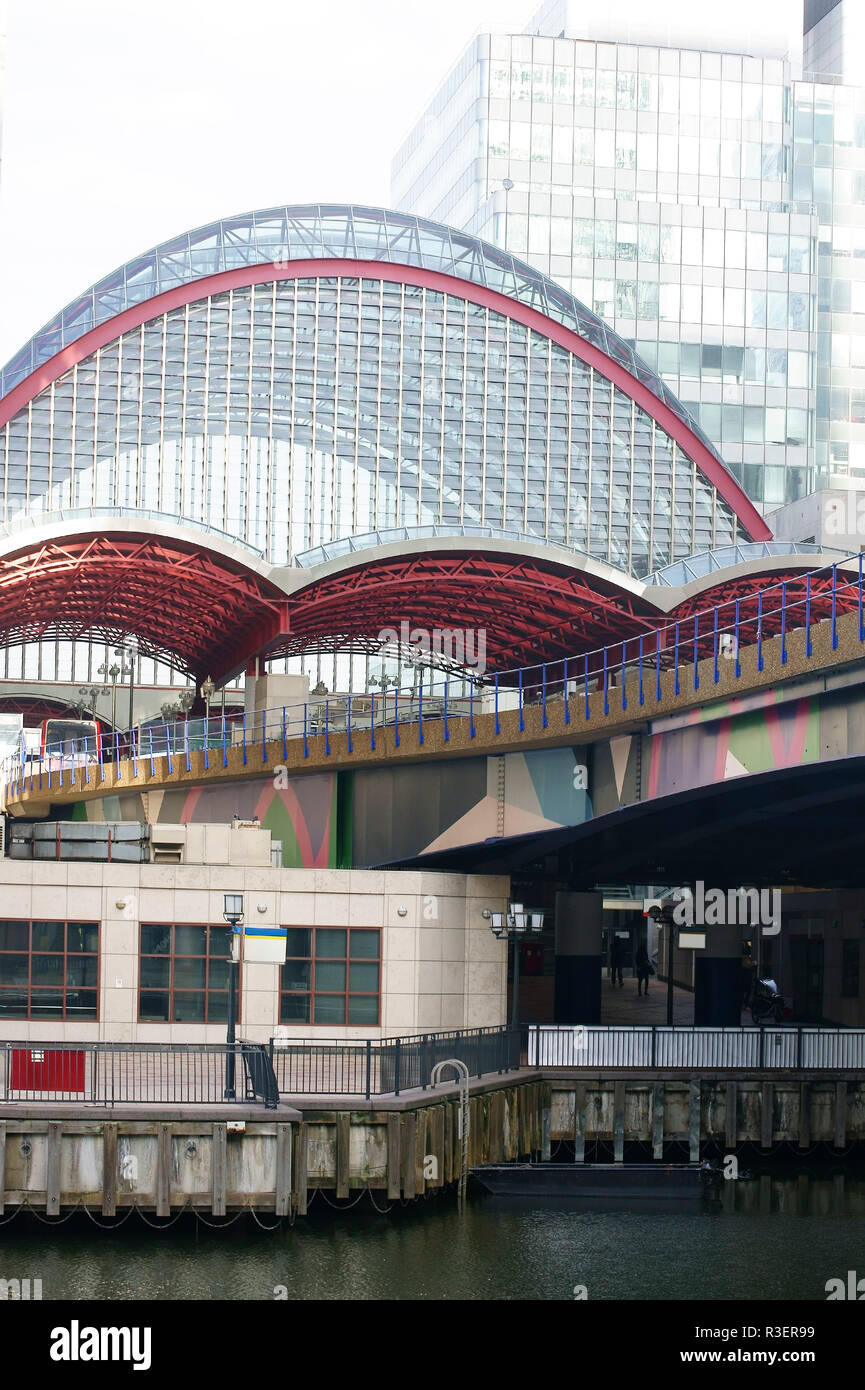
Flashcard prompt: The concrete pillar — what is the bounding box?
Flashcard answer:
[554,891,603,1024]
[693,921,742,1025]
[245,673,310,720]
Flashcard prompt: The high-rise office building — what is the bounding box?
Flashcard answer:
[392,0,865,513]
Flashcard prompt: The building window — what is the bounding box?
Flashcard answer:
[842,940,860,999]
[0,919,99,1020]
[138,923,237,1023]
[280,928,380,1026]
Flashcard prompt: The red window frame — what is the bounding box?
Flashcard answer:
[138,922,240,1024]
[0,918,100,1021]
[279,926,381,1026]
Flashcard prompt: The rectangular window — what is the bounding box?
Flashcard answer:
[138,923,237,1023]
[279,927,381,1026]
[0,920,99,1020]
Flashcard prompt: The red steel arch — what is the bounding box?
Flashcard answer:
[0,531,289,682]
[0,525,847,685]
[0,259,770,543]
[272,548,662,669]
[666,569,860,660]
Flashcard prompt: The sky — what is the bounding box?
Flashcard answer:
[0,0,804,364]
[0,0,530,361]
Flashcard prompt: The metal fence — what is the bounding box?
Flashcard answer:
[270,1026,521,1097]
[0,1040,280,1107]
[528,1025,865,1070]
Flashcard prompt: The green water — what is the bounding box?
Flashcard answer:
[1,1172,864,1301]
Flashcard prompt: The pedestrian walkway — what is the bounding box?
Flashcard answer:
[601,972,694,1025]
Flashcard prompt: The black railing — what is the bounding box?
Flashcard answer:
[269,1025,521,1097]
[0,1040,280,1108]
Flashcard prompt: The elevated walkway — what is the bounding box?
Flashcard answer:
[6,563,865,817]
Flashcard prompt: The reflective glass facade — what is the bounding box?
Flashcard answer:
[792,80,865,482]
[392,13,865,509]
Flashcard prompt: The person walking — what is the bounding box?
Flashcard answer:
[635,942,652,996]
[610,933,625,988]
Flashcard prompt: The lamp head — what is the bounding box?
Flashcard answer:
[223,893,244,927]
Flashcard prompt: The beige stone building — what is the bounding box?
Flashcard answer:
[0,825,510,1044]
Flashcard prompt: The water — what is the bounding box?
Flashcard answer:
[1,1172,864,1301]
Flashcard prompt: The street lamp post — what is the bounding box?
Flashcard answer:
[222,893,243,1099]
[489,902,544,1051]
[77,684,109,719]
[200,675,215,748]
[114,640,138,732]
[99,660,133,732]
[200,672,215,750]
[502,177,514,247]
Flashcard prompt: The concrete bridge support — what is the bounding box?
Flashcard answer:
[554,891,604,1025]
[694,921,743,1026]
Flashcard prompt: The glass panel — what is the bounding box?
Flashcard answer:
[66,957,98,988]
[30,954,64,985]
[315,961,346,991]
[315,929,346,957]
[314,994,346,1024]
[0,921,28,951]
[139,991,170,1021]
[140,957,170,989]
[0,993,29,1017]
[172,992,206,1022]
[208,957,230,991]
[141,924,171,955]
[280,994,311,1023]
[68,989,97,1019]
[282,960,311,992]
[174,925,208,956]
[349,930,380,959]
[206,992,234,1024]
[0,954,29,985]
[348,995,379,1025]
[66,923,99,953]
[349,962,379,992]
[28,991,65,1019]
[174,958,207,989]
[284,928,311,957]
[208,927,232,957]
[32,921,64,951]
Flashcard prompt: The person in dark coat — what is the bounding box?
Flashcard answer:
[635,942,651,996]
[610,934,625,987]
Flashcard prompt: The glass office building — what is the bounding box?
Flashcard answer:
[391,0,865,510]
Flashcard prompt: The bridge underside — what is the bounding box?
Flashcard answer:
[389,757,865,891]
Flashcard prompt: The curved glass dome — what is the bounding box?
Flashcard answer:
[0,203,720,462]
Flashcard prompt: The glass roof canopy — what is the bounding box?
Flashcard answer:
[645,541,843,587]
[0,203,721,462]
